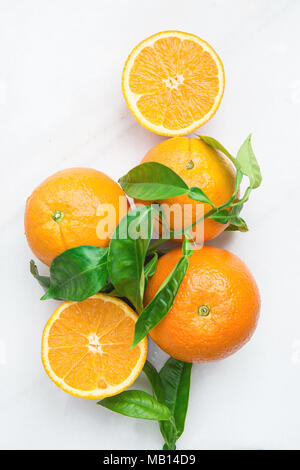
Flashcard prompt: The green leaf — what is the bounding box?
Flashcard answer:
[163,442,177,450]
[143,361,165,404]
[97,390,172,421]
[226,219,248,232]
[182,236,193,257]
[132,256,189,347]
[144,252,158,286]
[41,246,108,301]
[233,169,243,197]
[225,206,248,232]
[210,205,249,231]
[143,361,177,449]
[228,204,243,217]
[118,162,189,200]
[188,187,215,207]
[159,358,192,439]
[197,135,235,164]
[107,206,153,312]
[30,260,50,290]
[236,134,262,189]
[209,209,229,224]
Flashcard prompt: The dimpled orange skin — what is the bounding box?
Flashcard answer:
[25,168,129,266]
[136,137,236,242]
[145,246,260,362]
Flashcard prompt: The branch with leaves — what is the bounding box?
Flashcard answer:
[30,134,261,449]
[98,358,192,450]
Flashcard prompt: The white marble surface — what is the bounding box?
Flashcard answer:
[0,0,300,450]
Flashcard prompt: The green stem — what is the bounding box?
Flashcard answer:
[172,208,216,238]
[147,208,216,252]
[147,235,174,254]
[231,186,252,206]
[52,210,65,224]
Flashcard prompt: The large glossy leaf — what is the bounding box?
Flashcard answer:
[118,162,189,200]
[132,256,189,347]
[97,390,172,421]
[30,260,50,290]
[188,187,215,207]
[236,134,262,189]
[107,206,153,312]
[160,358,192,439]
[41,246,108,301]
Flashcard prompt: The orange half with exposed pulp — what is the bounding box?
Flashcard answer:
[41,294,147,399]
[122,31,225,136]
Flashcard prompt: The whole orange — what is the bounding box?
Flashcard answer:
[25,168,129,266]
[136,137,236,241]
[145,246,260,362]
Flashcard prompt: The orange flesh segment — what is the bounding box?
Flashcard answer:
[128,37,221,130]
[44,296,146,395]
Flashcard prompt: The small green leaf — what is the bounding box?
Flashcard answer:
[188,187,215,207]
[107,206,153,312]
[225,206,248,232]
[182,236,193,257]
[236,134,262,189]
[209,209,229,224]
[132,256,189,347]
[211,205,248,231]
[228,204,243,217]
[197,135,235,164]
[30,260,50,290]
[41,246,108,301]
[118,162,189,200]
[226,220,248,232]
[97,390,172,421]
[160,358,192,439]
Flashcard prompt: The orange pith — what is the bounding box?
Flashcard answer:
[145,246,260,363]
[135,137,236,242]
[42,294,147,399]
[122,31,225,136]
[25,168,129,266]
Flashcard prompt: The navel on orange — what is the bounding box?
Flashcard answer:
[41,294,147,399]
[122,31,225,136]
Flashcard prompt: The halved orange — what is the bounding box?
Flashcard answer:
[41,294,147,399]
[122,31,225,136]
